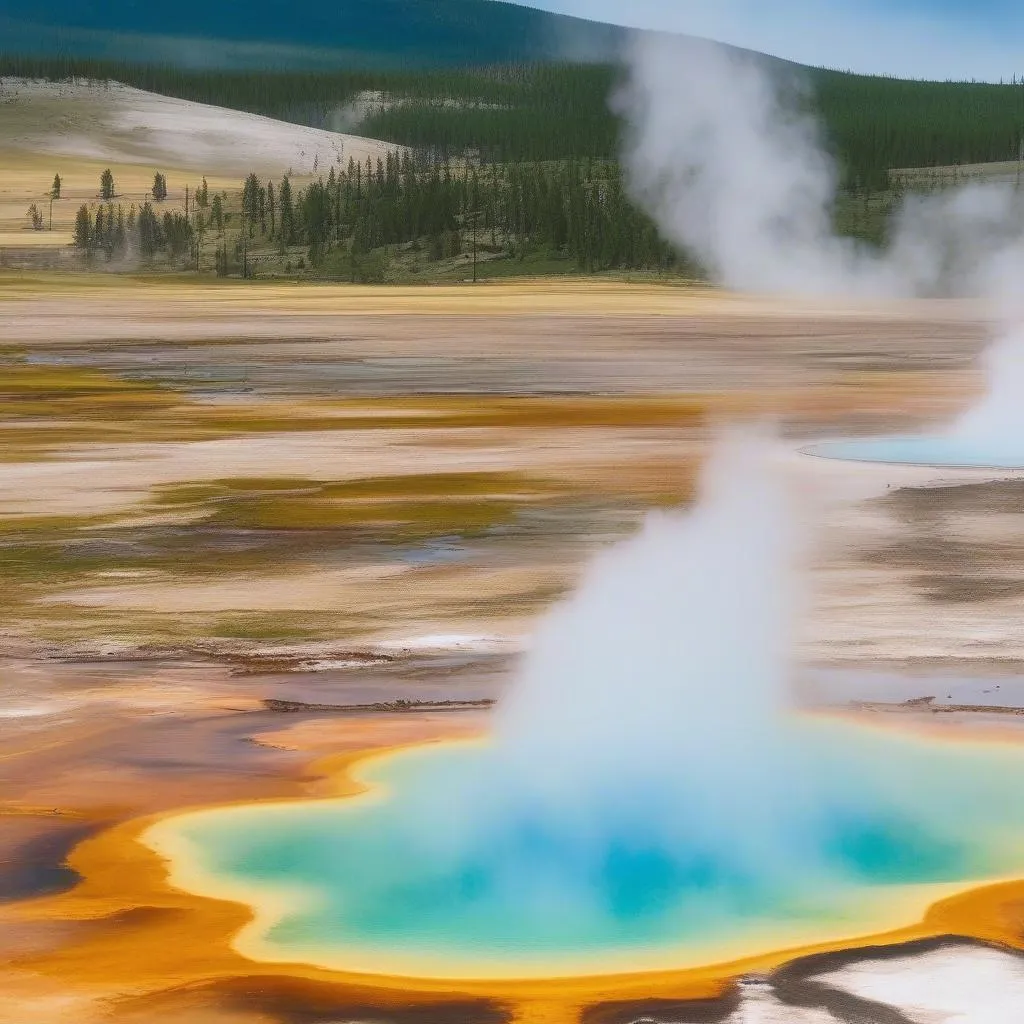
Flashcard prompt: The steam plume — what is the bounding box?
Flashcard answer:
[614,36,1024,302]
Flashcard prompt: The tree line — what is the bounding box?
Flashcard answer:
[73,202,193,262]
[66,151,928,277]
[213,153,687,278]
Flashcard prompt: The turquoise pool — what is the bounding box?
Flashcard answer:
[148,719,1024,979]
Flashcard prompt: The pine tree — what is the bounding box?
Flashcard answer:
[100,168,115,201]
[73,205,92,250]
[51,174,61,200]
[279,176,295,244]
[242,173,261,237]
[138,202,161,259]
[152,173,168,201]
[211,193,224,235]
[114,205,126,257]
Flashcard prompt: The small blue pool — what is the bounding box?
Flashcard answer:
[808,435,1024,469]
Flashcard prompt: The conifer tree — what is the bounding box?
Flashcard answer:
[242,174,261,237]
[73,205,91,249]
[279,176,295,244]
[211,194,224,235]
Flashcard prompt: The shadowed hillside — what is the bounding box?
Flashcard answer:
[0,0,626,68]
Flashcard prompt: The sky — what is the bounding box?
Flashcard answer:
[522,0,1024,81]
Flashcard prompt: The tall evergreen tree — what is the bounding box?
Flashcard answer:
[73,205,91,250]
[242,174,261,237]
[211,194,225,235]
[279,176,295,244]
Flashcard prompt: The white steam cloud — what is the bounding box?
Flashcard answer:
[614,36,1024,304]
[484,429,835,888]
[496,429,797,799]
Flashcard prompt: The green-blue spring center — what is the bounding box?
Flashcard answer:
[167,719,1024,976]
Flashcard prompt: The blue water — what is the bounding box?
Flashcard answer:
[809,436,1024,469]
[164,719,1024,975]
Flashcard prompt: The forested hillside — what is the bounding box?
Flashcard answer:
[6,55,1024,188]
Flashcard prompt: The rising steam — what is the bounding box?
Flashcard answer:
[615,34,1024,453]
[614,36,1024,303]
[401,433,1006,926]
[494,430,801,817]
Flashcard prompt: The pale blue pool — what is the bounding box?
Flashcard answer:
[809,435,1024,469]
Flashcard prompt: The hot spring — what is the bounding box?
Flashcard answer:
[146,435,1024,980]
[811,331,1024,469]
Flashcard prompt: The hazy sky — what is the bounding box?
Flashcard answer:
[522,0,1024,81]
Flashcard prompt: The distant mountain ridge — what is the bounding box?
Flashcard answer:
[0,0,630,68]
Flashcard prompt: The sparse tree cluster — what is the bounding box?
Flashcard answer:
[72,202,193,263]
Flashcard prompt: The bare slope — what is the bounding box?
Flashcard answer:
[0,78,398,176]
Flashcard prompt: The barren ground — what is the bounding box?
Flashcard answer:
[0,78,396,176]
